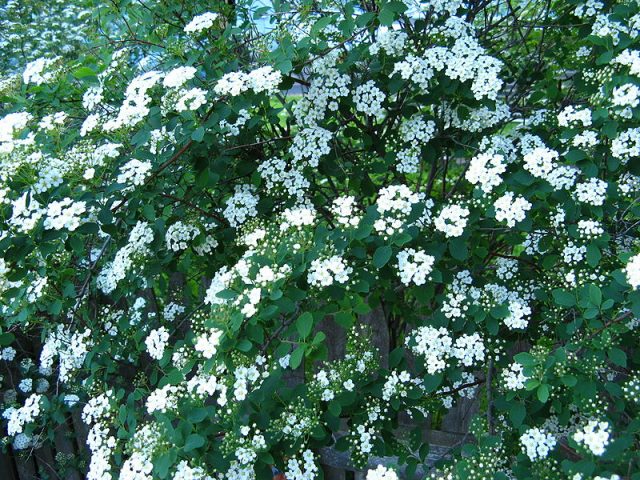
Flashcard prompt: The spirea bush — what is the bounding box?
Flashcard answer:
[1,0,640,479]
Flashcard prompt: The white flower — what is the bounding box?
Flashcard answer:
[194,329,223,359]
[117,159,152,186]
[366,465,398,480]
[175,87,207,112]
[434,204,470,237]
[625,254,640,289]
[307,255,353,287]
[521,427,557,461]
[184,12,219,33]
[465,153,506,193]
[396,248,435,286]
[573,420,610,456]
[223,184,259,228]
[145,327,169,360]
[354,81,386,119]
[574,178,607,206]
[163,66,197,89]
[494,192,532,227]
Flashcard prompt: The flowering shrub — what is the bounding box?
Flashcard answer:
[1,0,640,479]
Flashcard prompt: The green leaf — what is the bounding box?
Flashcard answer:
[334,311,353,328]
[449,237,468,260]
[187,407,209,424]
[72,66,97,79]
[586,244,601,267]
[514,352,536,366]
[552,289,575,307]
[184,433,205,452]
[537,384,550,403]
[509,402,526,427]
[296,312,313,339]
[588,284,602,307]
[373,245,393,268]
[608,347,627,367]
[192,127,205,142]
[290,346,305,369]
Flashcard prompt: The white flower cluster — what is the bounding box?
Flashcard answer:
[374,184,432,237]
[366,465,398,480]
[117,159,152,187]
[23,57,58,85]
[493,192,532,227]
[184,12,219,34]
[162,66,197,89]
[39,111,67,131]
[523,146,578,191]
[257,157,309,200]
[396,116,436,173]
[520,427,557,461]
[194,328,224,359]
[6,193,43,232]
[3,394,42,436]
[557,105,592,127]
[83,86,104,111]
[625,254,640,289]
[103,70,163,132]
[40,325,92,382]
[396,248,435,286]
[466,153,506,193]
[452,333,485,366]
[220,109,251,137]
[330,196,362,228]
[407,326,485,373]
[574,0,603,17]
[574,178,607,206]
[293,61,350,126]
[370,30,408,56]
[147,127,176,155]
[285,449,318,480]
[577,219,604,239]
[442,270,475,320]
[504,298,532,329]
[573,420,610,456]
[223,184,259,228]
[611,127,640,162]
[166,221,201,251]
[611,84,639,119]
[120,423,163,480]
[382,370,422,401]
[615,49,640,76]
[504,362,528,390]
[97,221,155,294]
[307,255,353,287]
[0,111,32,153]
[146,383,182,414]
[434,203,470,237]
[233,357,271,401]
[162,303,185,323]
[213,66,282,97]
[290,126,332,168]
[83,391,117,480]
[354,81,386,119]
[145,327,170,360]
[43,198,87,231]
[174,461,214,480]
[572,130,598,148]
[392,36,504,100]
[174,87,208,112]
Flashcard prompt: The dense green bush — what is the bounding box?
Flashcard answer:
[1,0,640,479]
